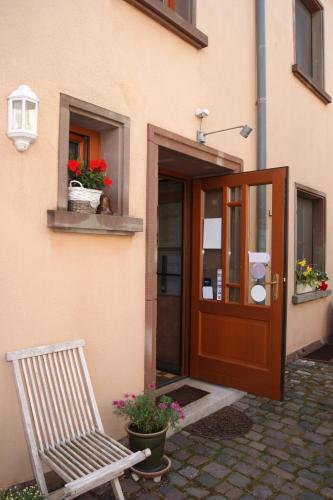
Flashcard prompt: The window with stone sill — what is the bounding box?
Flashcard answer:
[47,94,143,235]
[123,0,207,49]
[159,0,195,23]
[293,184,328,304]
[292,0,331,104]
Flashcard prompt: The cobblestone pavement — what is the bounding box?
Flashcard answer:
[89,359,333,499]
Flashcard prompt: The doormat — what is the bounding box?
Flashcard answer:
[158,385,209,407]
[304,344,333,363]
[184,406,253,439]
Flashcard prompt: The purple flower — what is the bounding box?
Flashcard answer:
[171,402,180,410]
[112,400,119,406]
[124,393,130,398]
[131,394,136,399]
[159,402,167,410]
[148,382,156,390]
[117,400,126,408]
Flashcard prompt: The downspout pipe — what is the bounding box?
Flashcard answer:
[256,0,267,171]
[256,0,267,251]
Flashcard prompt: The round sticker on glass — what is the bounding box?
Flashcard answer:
[251,285,266,303]
[251,263,266,280]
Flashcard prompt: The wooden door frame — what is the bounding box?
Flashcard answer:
[145,124,243,387]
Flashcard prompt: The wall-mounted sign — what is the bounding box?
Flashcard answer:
[248,251,270,264]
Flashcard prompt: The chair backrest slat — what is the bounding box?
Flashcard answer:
[42,354,65,443]
[78,347,103,432]
[52,351,76,440]
[32,356,56,448]
[37,355,59,445]
[72,349,95,431]
[67,349,90,434]
[57,351,81,437]
[46,353,71,442]
[25,358,50,450]
[20,359,45,451]
[6,340,102,452]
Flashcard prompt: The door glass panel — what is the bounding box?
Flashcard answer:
[202,190,222,300]
[228,287,240,302]
[247,184,272,305]
[229,186,241,202]
[228,206,241,283]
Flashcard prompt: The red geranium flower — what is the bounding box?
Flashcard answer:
[89,159,99,170]
[99,160,107,172]
[68,160,80,172]
[104,176,112,187]
[320,282,328,291]
[76,170,82,176]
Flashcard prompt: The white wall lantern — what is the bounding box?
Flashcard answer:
[7,85,39,152]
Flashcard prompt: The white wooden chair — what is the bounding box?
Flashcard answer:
[6,339,150,499]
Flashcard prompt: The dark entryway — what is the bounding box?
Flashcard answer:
[157,178,184,378]
[156,173,190,386]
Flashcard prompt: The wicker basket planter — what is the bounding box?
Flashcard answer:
[68,181,102,214]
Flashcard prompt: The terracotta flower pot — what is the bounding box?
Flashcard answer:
[126,424,168,472]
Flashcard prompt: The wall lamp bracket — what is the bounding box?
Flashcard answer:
[196,124,253,144]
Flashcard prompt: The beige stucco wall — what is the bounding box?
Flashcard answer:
[0,0,256,487]
[266,0,333,354]
[1,0,332,487]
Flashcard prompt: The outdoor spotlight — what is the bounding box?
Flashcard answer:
[7,84,39,152]
[196,124,253,144]
[240,125,253,138]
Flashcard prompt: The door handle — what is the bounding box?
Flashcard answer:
[265,273,279,301]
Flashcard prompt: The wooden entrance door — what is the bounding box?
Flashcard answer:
[190,167,288,400]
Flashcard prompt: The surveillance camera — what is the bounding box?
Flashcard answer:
[195,108,209,119]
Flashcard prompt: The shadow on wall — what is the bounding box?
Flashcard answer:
[325,302,333,343]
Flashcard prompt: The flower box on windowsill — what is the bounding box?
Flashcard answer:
[292,288,331,305]
[296,283,317,294]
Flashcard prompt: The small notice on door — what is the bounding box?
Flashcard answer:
[248,251,270,264]
[203,218,222,249]
[217,269,222,300]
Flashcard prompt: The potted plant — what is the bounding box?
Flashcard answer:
[113,384,184,473]
[67,159,112,213]
[296,258,329,294]
[315,269,329,291]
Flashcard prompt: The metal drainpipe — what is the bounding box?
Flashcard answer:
[256,0,267,251]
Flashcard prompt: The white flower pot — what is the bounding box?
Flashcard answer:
[296,283,316,294]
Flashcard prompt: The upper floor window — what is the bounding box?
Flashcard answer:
[292,0,331,103]
[123,0,207,49]
[159,0,195,23]
[295,0,324,87]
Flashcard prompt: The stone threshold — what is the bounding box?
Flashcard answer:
[155,377,245,438]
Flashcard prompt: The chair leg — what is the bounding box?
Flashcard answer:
[111,478,125,500]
